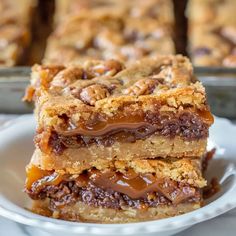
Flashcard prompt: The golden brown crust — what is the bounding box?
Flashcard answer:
[26,56,211,127]
[32,199,201,223]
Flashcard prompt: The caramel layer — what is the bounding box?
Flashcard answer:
[26,166,200,207]
[37,111,212,155]
[55,110,213,136]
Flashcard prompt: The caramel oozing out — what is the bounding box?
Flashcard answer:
[26,166,197,204]
[55,109,213,137]
[57,113,146,136]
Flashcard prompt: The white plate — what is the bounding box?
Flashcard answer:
[0,115,236,236]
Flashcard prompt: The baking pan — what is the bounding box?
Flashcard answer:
[0,67,31,114]
[0,67,236,117]
[195,67,236,119]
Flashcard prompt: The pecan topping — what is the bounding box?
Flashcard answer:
[104,59,124,76]
[87,60,123,78]
[124,79,158,96]
[79,84,110,105]
[50,67,83,88]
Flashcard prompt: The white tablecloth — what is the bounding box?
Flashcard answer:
[1,115,236,236]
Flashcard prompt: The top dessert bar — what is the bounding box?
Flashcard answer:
[188,0,236,67]
[24,55,213,161]
[44,1,175,64]
[0,0,35,66]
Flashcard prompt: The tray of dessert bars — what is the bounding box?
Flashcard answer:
[0,67,236,117]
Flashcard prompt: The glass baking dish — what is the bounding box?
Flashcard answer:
[0,67,236,118]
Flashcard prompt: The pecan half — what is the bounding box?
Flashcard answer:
[223,55,236,67]
[78,84,110,105]
[104,59,124,76]
[123,79,158,96]
[50,67,83,88]
[85,60,123,78]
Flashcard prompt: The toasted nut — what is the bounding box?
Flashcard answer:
[86,59,124,78]
[78,84,110,105]
[51,67,83,88]
[223,55,236,67]
[123,79,158,96]
[221,26,236,44]
[104,59,124,76]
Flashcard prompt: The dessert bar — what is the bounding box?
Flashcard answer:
[188,0,236,67]
[44,0,175,64]
[24,55,213,163]
[24,55,213,223]
[0,0,36,66]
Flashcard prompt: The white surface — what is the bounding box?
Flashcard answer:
[0,115,236,236]
[1,208,236,236]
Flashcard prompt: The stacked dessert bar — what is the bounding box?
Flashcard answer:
[0,0,36,66]
[188,0,236,67]
[24,55,214,223]
[44,0,175,64]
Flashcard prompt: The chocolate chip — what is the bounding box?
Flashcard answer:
[48,132,66,155]
[193,47,212,56]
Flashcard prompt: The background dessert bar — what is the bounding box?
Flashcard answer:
[44,0,175,64]
[0,0,36,66]
[188,0,236,67]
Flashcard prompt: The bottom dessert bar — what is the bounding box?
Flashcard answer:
[25,163,204,223]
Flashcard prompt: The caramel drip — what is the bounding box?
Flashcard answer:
[25,165,52,189]
[26,165,63,190]
[26,166,197,204]
[197,109,214,124]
